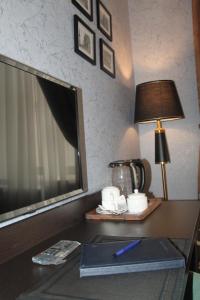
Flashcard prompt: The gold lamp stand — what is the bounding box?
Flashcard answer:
[160,163,168,201]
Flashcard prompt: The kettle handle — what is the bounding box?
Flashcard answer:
[130,160,146,192]
[129,163,138,191]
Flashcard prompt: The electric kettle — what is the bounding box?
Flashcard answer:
[109,159,146,197]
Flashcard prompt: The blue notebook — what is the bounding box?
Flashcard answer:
[79,238,185,277]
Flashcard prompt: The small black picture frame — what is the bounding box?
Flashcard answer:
[74,15,96,65]
[72,0,93,21]
[99,39,115,78]
[96,0,112,41]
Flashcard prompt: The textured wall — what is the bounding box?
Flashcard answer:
[0,0,140,196]
[128,0,199,199]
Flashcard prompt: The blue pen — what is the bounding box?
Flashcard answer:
[113,240,141,257]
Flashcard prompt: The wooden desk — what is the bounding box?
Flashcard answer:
[0,200,200,300]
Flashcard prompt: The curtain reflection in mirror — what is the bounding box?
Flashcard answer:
[0,64,80,214]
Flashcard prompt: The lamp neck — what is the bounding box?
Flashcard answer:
[155,120,165,133]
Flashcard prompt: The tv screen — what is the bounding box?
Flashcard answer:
[0,55,87,224]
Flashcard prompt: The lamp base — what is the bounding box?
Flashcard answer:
[155,122,170,164]
[155,120,169,201]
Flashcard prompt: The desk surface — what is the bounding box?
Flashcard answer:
[0,200,200,300]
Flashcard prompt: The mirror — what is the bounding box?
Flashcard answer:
[0,55,87,224]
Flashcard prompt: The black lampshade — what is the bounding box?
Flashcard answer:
[134,80,185,123]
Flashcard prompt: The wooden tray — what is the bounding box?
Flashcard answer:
[85,198,162,221]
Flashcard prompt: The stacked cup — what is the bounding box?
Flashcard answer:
[101,186,127,212]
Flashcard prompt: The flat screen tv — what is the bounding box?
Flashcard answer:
[0,55,87,225]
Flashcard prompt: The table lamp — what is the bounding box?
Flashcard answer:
[134,80,185,201]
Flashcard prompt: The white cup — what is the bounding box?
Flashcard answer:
[101,186,120,211]
[127,191,148,214]
[116,195,127,211]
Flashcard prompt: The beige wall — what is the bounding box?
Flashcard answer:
[129,0,199,199]
[0,0,140,201]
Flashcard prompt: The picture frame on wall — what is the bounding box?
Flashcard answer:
[96,0,112,41]
[74,15,96,65]
[99,39,115,78]
[72,0,93,21]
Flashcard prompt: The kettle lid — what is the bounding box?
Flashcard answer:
[108,160,125,168]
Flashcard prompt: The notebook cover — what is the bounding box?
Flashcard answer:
[79,238,185,277]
